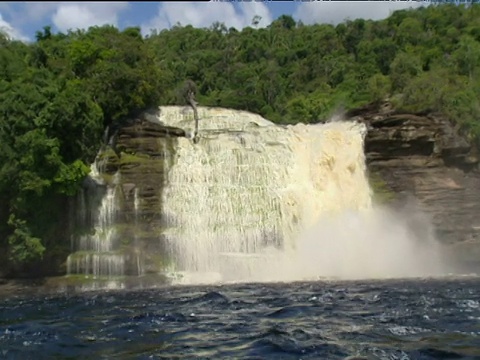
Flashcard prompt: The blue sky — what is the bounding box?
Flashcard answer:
[0,1,425,42]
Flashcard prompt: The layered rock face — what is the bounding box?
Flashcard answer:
[83,119,184,276]
[75,104,480,276]
[347,102,480,268]
[77,106,290,276]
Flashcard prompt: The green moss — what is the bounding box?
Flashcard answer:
[117,153,168,173]
[97,147,118,160]
[369,171,396,204]
[100,173,115,185]
[119,153,151,165]
[114,223,165,238]
[148,254,173,272]
[62,274,104,284]
[68,250,124,259]
[60,274,127,286]
[120,237,133,247]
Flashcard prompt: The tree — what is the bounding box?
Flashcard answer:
[181,80,200,143]
[252,15,262,28]
[3,4,480,276]
[452,35,480,80]
[390,51,422,92]
[368,73,391,104]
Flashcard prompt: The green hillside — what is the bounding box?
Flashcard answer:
[1,4,479,275]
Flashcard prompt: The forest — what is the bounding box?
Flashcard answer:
[1,4,480,276]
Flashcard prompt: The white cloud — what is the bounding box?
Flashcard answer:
[142,2,272,35]
[294,1,424,25]
[0,12,28,41]
[22,3,60,25]
[0,2,58,36]
[52,2,129,32]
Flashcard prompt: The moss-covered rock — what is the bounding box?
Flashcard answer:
[368,171,396,204]
[72,118,181,276]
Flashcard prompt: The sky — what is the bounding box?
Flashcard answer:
[0,1,427,42]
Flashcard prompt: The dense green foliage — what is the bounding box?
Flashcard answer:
[0,26,163,275]
[1,4,479,275]
[143,5,480,133]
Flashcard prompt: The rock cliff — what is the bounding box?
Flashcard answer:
[90,119,184,275]
[78,106,286,276]
[346,102,480,269]
[77,104,480,275]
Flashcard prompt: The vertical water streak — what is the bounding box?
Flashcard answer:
[133,187,143,276]
[65,106,447,284]
[67,160,125,278]
[159,108,372,282]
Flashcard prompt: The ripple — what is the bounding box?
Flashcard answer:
[416,347,467,359]
[184,290,231,305]
[388,326,431,336]
[266,305,313,319]
[1,278,480,359]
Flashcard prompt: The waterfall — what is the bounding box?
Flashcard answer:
[155,106,445,284]
[157,108,368,283]
[65,106,446,284]
[66,163,125,278]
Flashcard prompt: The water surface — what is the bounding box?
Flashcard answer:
[1,277,480,359]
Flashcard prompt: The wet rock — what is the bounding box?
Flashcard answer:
[75,104,480,275]
[348,101,480,267]
[90,118,183,275]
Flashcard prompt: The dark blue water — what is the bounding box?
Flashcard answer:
[1,277,480,359]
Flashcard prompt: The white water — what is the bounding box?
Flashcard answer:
[133,187,144,276]
[155,106,446,284]
[66,165,125,278]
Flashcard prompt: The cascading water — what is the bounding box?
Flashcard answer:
[65,106,447,285]
[154,106,446,284]
[133,187,144,276]
[66,162,125,278]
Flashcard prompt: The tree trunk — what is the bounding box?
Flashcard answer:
[187,90,200,144]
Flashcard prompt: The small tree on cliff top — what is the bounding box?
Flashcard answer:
[181,80,200,143]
